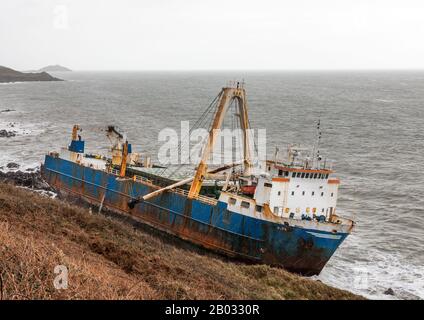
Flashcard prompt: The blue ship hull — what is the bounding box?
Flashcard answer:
[42,155,349,275]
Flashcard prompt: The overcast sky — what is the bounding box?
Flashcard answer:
[1,0,424,71]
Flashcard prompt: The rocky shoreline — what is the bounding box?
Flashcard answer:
[0,166,52,191]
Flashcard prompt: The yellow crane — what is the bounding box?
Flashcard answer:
[188,85,253,199]
[128,83,254,208]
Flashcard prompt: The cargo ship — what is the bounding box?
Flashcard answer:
[41,84,354,276]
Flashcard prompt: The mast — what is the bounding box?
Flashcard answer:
[119,140,129,177]
[71,125,80,141]
[69,125,83,163]
[127,84,252,209]
[188,84,253,199]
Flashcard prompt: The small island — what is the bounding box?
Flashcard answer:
[0,66,63,83]
[38,64,72,72]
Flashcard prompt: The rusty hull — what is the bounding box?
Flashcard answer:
[42,155,349,276]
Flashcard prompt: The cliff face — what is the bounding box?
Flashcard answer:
[0,182,362,300]
[0,66,62,83]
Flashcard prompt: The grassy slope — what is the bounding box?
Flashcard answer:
[0,183,362,300]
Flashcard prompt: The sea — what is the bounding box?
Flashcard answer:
[1,71,423,300]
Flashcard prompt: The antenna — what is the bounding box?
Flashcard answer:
[315,116,322,167]
[311,115,322,168]
[274,146,280,163]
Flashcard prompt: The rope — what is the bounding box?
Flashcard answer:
[157,88,257,181]
[157,91,222,178]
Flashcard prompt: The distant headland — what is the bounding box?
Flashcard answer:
[0,66,63,83]
[37,64,72,72]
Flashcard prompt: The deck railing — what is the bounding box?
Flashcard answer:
[171,188,218,206]
[133,174,153,184]
[110,169,154,184]
[109,168,217,205]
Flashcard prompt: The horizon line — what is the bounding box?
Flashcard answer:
[36,68,424,72]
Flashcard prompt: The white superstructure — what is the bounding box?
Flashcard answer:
[255,161,339,220]
[217,144,346,226]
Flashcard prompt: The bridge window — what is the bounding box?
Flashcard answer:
[305,173,309,178]
[314,173,318,179]
[292,172,296,177]
[297,172,301,178]
[229,197,237,205]
[301,172,305,178]
[241,201,250,209]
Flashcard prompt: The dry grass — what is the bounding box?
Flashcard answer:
[0,183,362,300]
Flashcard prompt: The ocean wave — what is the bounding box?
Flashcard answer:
[319,239,424,300]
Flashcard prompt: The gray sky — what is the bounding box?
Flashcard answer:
[1,0,424,71]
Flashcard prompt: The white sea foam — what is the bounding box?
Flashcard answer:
[319,242,424,300]
[0,118,46,170]
[0,119,45,136]
[375,99,395,103]
[17,186,57,199]
[0,81,26,85]
[0,164,40,173]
